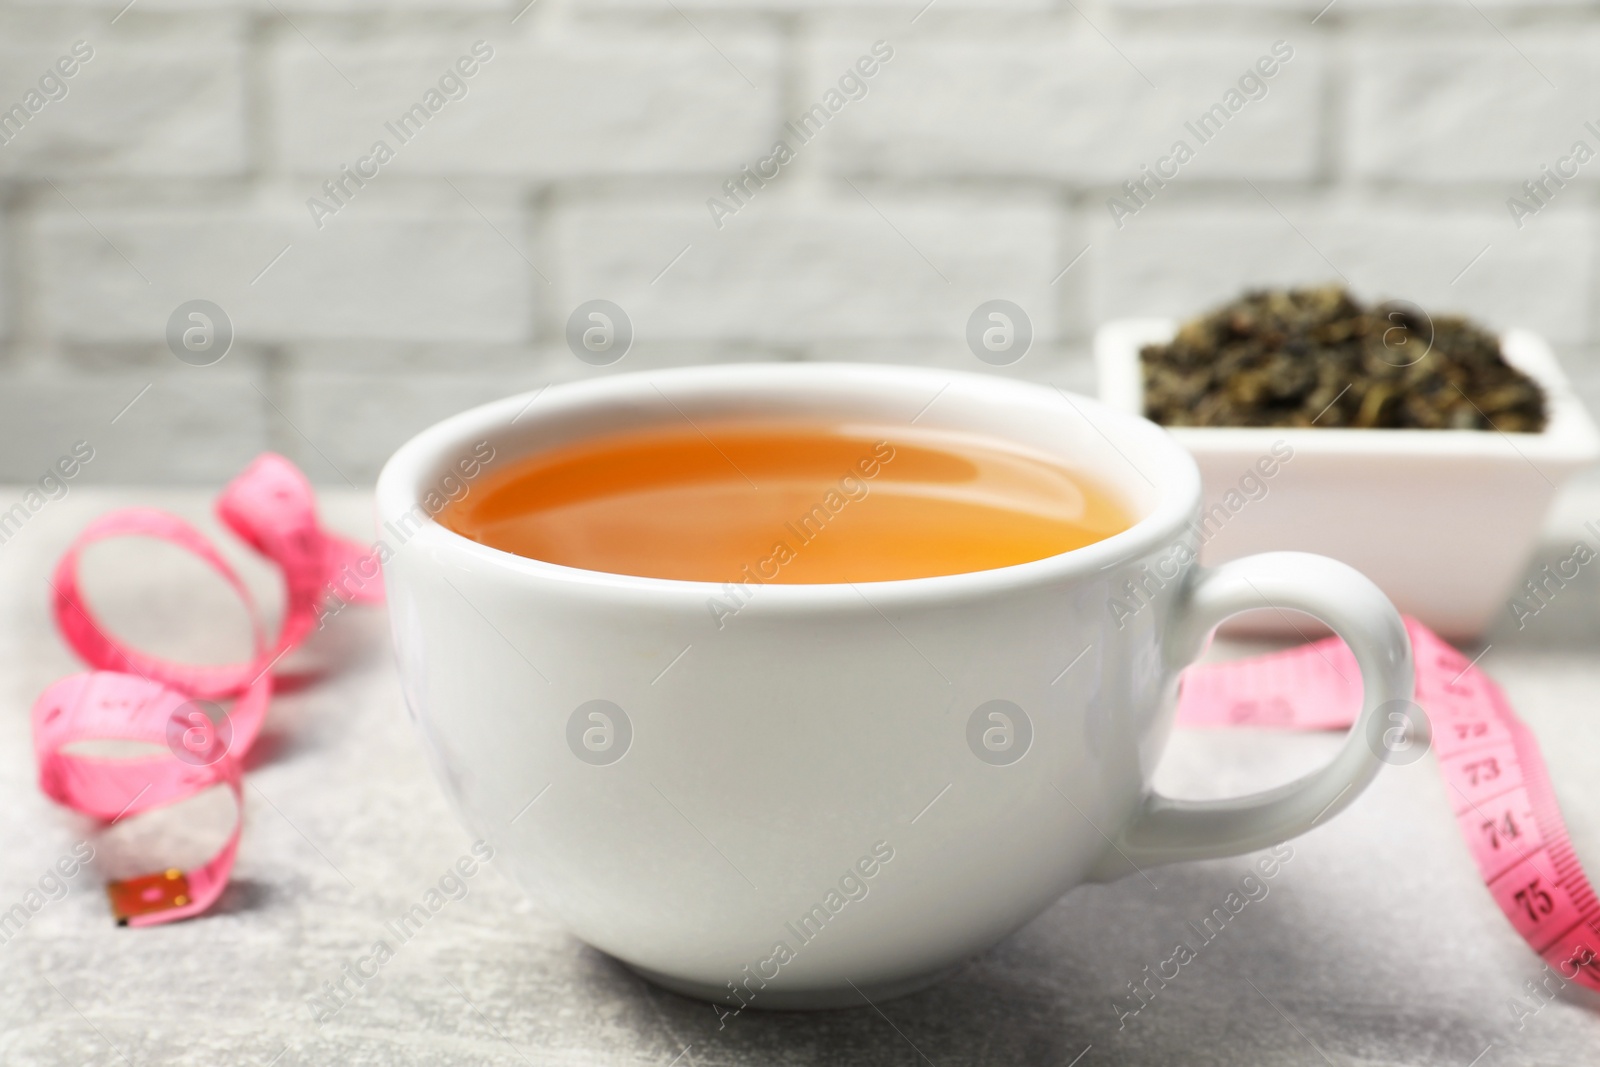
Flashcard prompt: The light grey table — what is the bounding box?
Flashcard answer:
[4,486,1600,1067]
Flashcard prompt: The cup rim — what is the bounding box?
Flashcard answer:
[374,362,1203,607]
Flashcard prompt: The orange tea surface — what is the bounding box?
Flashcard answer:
[438,423,1132,583]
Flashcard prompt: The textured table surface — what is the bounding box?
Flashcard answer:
[4,485,1600,1067]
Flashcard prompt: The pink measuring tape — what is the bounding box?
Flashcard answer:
[1178,618,1600,990]
[30,453,381,925]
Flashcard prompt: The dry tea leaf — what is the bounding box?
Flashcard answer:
[1139,285,1547,432]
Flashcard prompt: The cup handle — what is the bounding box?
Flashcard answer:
[1087,551,1416,882]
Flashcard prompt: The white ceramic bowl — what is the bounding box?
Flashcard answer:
[1095,319,1600,640]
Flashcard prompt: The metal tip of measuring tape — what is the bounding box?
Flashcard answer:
[106,868,191,925]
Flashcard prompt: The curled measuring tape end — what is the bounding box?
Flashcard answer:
[108,869,191,925]
[31,452,380,927]
[32,670,248,927]
[111,799,243,928]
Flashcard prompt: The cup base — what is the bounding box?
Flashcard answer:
[626,961,955,1011]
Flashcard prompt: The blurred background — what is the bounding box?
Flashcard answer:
[0,0,1590,483]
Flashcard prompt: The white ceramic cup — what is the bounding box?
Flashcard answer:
[376,362,1414,1010]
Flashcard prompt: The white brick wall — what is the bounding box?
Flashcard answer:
[0,0,1594,481]
[0,17,249,177]
[275,32,786,178]
[1348,37,1600,184]
[34,191,536,344]
[818,35,1323,181]
[555,190,1061,342]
